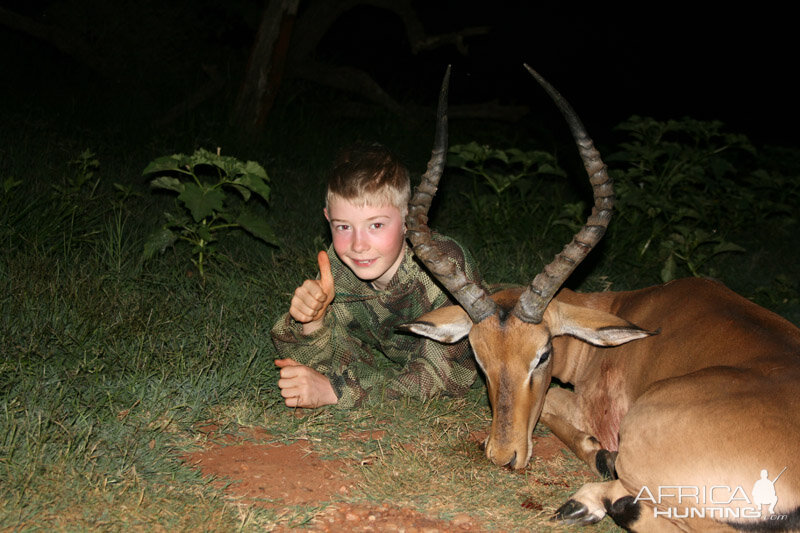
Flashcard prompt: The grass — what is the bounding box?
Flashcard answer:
[1,74,799,531]
[298,393,605,530]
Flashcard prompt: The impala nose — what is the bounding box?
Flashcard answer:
[506,451,518,469]
[487,444,518,469]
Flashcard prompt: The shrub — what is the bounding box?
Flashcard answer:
[142,148,278,280]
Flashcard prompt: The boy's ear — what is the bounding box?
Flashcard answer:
[323,207,330,222]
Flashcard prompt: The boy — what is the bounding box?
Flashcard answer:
[271,142,482,409]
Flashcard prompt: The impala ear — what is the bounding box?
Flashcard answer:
[546,300,657,347]
[398,305,474,343]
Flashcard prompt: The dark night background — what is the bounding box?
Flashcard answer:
[1,1,797,147]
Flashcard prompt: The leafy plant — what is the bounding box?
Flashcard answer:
[447,142,565,228]
[0,152,104,252]
[53,149,102,200]
[449,142,564,195]
[46,149,105,252]
[142,148,278,280]
[755,274,800,308]
[606,116,754,281]
[2,176,22,196]
[444,119,794,284]
[658,226,745,282]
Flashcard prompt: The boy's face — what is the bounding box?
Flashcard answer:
[324,195,406,290]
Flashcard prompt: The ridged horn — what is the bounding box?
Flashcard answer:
[406,66,498,324]
[511,65,615,324]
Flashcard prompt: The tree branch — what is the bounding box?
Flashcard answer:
[354,0,489,55]
[283,0,491,121]
[0,6,102,72]
[292,60,406,116]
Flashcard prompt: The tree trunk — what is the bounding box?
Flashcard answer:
[230,0,300,132]
[230,0,517,130]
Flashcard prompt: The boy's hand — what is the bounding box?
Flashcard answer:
[290,251,335,329]
[275,358,338,408]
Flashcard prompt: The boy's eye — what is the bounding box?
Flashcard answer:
[370,223,384,230]
[335,224,350,231]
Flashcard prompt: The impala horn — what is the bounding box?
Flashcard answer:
[406,66,499,324]
[511,65,614,324]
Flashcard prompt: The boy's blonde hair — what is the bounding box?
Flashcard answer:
[326,142,411,214]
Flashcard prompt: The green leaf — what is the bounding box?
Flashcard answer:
[217,154,247,178]
[143,227,176,259]
[537,163,565,177]
[243,160,268,180]
[188,148,219,169]
[163,209,190,227]
[142,154,190,175]
[660,254,677,283]
[229,183,252,201]
[712,241,746,255]
[237,210,279,246]
[178,183,225,222]
[234,172,271,202]
[196,224,214,243]
[149,176,185,194]
[2,177,22,194]
[490,149,509,164]
[448,142,485,165]
[446,152,468,168]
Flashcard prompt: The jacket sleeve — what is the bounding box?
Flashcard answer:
[307,334,476,409]
[270,313,335,372]
[271,324,477,409]
[270,309,395,409]
[269,244,359,375]
[364,335,476,405]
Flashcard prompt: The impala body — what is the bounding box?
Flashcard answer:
[401,66,800,531]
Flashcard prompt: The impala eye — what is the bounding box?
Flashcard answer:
[527,345,552,389]
[536,349,551,368]
[534,342,552,369]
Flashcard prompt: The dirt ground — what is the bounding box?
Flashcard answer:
[183,423,570,532]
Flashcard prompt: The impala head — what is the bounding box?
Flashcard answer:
[400,66,653,470]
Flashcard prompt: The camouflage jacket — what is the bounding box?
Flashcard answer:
[270,233,480,409]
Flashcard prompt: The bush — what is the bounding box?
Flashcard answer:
[142,148,278,280]
[447,117,797,283]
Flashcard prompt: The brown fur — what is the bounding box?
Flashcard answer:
[548,278,800,530]
[405,277,800,531]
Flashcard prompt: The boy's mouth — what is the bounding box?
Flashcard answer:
[351,258,376,268]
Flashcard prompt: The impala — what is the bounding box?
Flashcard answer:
[400,66,800,532]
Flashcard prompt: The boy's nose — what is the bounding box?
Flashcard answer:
[351,231,369,253]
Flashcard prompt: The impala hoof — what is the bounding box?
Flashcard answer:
[552,499,603,526]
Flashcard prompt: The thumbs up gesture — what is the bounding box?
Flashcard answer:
[289,251,335,332]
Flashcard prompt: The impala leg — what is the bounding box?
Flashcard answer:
[553,479,683,532]
[540,387,617,479]
[553,479,629,526]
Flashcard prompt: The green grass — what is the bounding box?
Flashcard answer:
[0,243,616,530]
[1,78,798,531]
